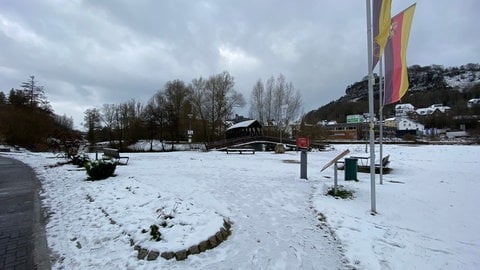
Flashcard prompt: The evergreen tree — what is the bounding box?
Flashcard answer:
[0,91,6,105]
[8,88,29,106]
[20,75,50,112]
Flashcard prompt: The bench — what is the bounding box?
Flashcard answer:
[375,154,390,168]
[349,154,390,167]
[341,154,391,174]
[226,148,255,154]
[102,148,129,165]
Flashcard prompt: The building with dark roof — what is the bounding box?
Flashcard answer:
[226,120,262,139]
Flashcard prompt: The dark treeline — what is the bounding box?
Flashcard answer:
[0,76,79,150]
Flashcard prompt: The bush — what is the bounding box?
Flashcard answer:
[326,187,354,199]
[71,154,90,167]
[402,133,418,142]
[150,224,162,241]
[85,160,116,180]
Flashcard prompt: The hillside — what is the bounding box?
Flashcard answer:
[304,63,480,125]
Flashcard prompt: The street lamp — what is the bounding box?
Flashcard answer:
[280,104,288,143]
[187,113,193,150]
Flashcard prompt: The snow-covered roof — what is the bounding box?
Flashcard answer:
[398,117,421,124]
[226,119,259,131]
[416,104,451,115]
[468,98,480,104]
[416,108,434,115]
[395,103,414,109]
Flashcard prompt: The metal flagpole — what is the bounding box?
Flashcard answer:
[366,0,376,213]
[379,56,384,185]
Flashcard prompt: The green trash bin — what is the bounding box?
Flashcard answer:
[344,158,357,181]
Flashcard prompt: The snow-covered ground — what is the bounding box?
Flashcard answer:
[2,144,479,269]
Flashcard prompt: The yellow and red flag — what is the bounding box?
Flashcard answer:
[372,0,392,70]
[384,4,416,105]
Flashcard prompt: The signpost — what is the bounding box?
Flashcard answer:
[296,137,309,179]
[320,149,350,172]
[321,149,351,195]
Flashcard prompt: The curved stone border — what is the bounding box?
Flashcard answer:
[134,218,232,261]
[86,194,233,262]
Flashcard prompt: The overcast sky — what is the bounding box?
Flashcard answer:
[1,0,479,128]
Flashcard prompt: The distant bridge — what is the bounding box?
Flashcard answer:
[205,136,327,151]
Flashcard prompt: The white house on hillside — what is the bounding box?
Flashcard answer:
[415,104,451,116]
[467,98,480,108]
[395,104,415,117]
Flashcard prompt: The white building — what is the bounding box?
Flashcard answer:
[416,104,451,116]
[395,103,415,117]
[384,117,397,128]
[317,120,338,126]
[397,118,424,133]
[467,98,480,108]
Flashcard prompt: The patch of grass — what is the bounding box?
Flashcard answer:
[150,224,162,241]
[326,187,354,199]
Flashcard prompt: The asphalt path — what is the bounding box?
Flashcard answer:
[0,155,50,270]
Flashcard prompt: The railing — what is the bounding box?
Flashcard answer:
[205,136,326,151]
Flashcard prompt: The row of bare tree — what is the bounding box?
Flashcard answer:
[84,72,304,149]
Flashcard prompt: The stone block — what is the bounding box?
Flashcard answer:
[175,249,188,261]
[215,231,224,242]
[188,245,200,255]
[223,220,231,230]
[220,227,229,238]
[137,248,148,259]
[198,240,209,252]
[160,251,174,260]
[146,251,159,261]
[208,235,218,248]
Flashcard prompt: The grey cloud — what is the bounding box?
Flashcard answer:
[0,0,478,128]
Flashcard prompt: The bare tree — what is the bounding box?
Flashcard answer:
[54,114,74,130]
[115,99,144,148]
[83,108,102,145]
[190,72,245,141]
[249,79,265,122]
[249,74,303,137]
[142,91,169,151]
[200,71,245,140]
[189,77,208,140]
[264,76,275,124]
[163,79,192,142]
[282,82,303,133]
[101,104,117,145]
[272,74,287,126]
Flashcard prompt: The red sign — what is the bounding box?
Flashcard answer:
[296,137,309,149]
